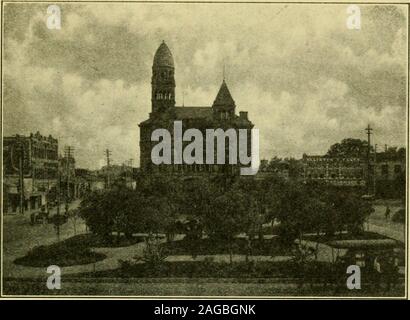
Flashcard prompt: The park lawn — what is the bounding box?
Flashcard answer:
[74,260,334,279]
[3,275,405,297]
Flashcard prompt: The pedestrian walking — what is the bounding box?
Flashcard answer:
[385,205,391,221]
[373,256,382,290]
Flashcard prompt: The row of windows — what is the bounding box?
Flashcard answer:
[307,174,363,179]
[152,164,238,173]
[219,111,233,120]
[32,147,58,160]
[155,92,173,100]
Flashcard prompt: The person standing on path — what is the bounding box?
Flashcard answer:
[385,205,391,221]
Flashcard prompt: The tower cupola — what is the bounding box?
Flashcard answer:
[152,41,175,112]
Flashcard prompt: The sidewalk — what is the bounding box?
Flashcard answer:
[368,203,405,243]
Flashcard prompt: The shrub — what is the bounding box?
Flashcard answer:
[135,236,168,269]
[392,209,405,224]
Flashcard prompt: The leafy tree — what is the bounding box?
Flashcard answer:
[326,138,373,159]
[260,175,286,230]
[68,208,80,236]
[276,182,312,244]
[204,188,250,264]
[330,191,373,235]
[79,184,174,242]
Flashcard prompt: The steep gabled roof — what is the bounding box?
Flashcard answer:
[213,80,235,108]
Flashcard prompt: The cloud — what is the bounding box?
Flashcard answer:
[3,3,407,168]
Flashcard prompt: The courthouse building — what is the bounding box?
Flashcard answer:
[139,42,254,174]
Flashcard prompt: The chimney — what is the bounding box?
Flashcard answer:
[239,111,248,120]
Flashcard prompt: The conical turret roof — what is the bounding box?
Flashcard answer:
[213,80,235,107]
[153,41,174,68]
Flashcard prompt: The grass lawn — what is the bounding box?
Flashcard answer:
[3,275,405,297]
[13,233,144,267]
[75,260,334,279]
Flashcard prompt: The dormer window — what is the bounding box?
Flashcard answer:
[219,111,230,120]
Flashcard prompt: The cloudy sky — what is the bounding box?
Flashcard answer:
[3,3,407,169]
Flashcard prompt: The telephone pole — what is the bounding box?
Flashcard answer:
[16,140,25,214]
[105,149,112,167]
[374,144,377,196]
[365,124,373,195]
[64,146,74,202]
[105,149,112,188]
[128,158,134,185]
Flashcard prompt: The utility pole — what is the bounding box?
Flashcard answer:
[105,149,112,167]
[56,166,61,242]
[64,146,74,202]
[365,124,373,195]
[105,149,112,188]
[16,140,25,214]
[374,144,377,196]
[128,158,134,186]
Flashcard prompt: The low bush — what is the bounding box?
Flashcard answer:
[392,209,405,224]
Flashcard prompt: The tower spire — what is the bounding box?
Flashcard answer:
[222,59,226,82]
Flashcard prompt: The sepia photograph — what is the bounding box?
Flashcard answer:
[0,0,408,299]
